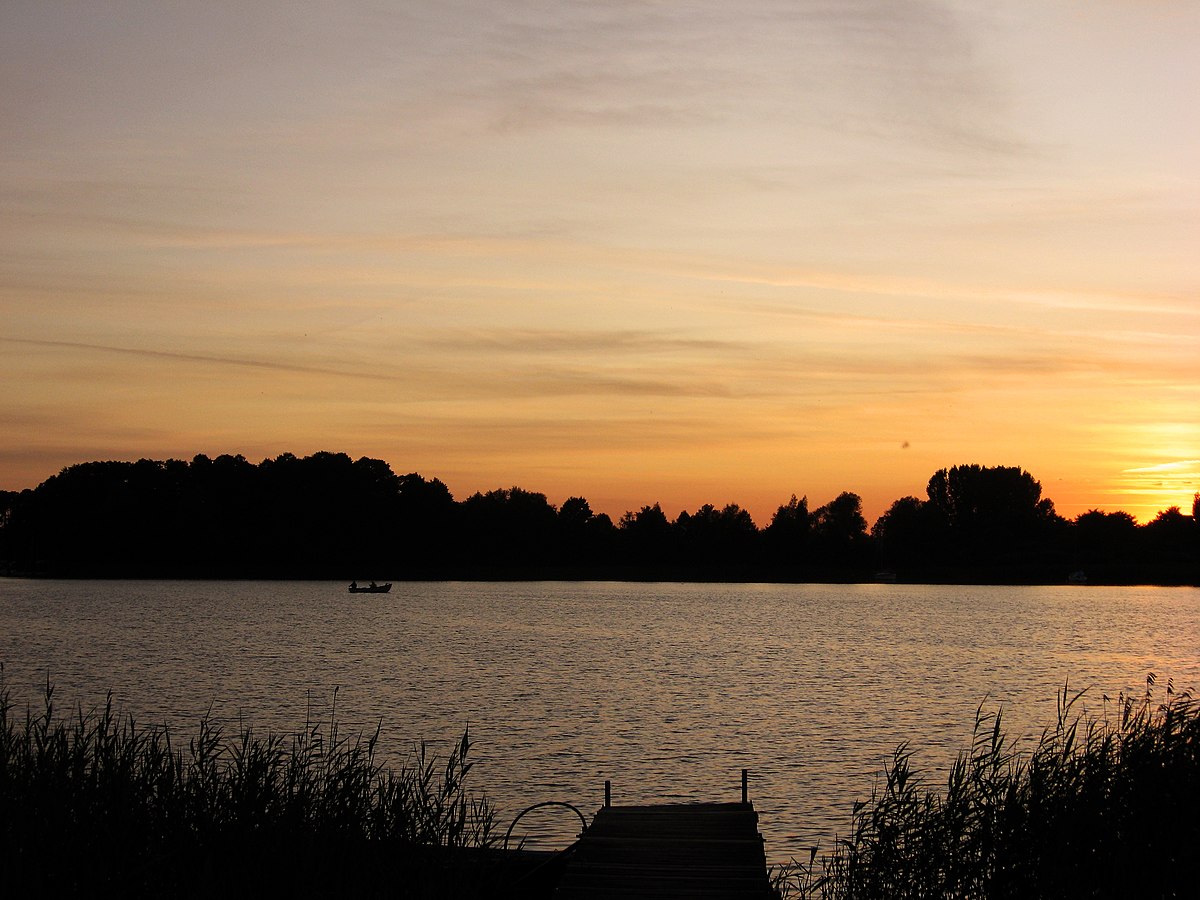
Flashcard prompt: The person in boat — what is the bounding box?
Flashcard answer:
[350,581,358,589]
[369,581,377,588]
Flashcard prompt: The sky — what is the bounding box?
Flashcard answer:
[2,1,1198,526]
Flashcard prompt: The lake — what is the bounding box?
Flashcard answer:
[1,578,1197,863]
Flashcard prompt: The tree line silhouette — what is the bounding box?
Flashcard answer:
[1,452,1196,583]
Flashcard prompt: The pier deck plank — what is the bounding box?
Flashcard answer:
[554,802,771,899]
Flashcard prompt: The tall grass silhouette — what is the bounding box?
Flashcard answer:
[0,675,496,896]
[776,674,1199,899]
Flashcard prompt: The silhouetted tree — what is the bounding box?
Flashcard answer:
[559,496,593,528]
[198,453,258,574]
[1141,506,1196,577]
[253,451,401,576]
[1073,509,1139,577]
[676,503,757,576]
[924,465,1062,575]
[1194,493,1200,562]
[810,492,869,572]
[0,488,33,574]
[0,490,17,545]
[21,460,159,575]
[394,472,455,576]
[459,487,558,574]
[556,496,618,572]
[397,472,454,512]
[618,503,676,574]
[871,495,937,572]
[763,494,810,574]
[619,503,670,536]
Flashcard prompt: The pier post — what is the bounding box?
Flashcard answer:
[604,779,611,808]
[741,768,748,804]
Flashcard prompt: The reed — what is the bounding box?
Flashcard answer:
[775,674,1199,899]
[0,676,497,897]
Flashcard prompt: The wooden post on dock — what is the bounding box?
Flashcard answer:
[741,768,748,805]
[605,779,611,808]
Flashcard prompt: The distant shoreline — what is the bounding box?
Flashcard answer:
[3,455,1196,586]
[4,572,1197,587]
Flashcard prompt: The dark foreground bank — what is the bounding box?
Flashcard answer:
[3,675,1197,899]
[0,679,517,898]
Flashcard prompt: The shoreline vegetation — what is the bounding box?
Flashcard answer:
[2,452,1198,584]
[2,675,1195,899]
[0,675,511,897]
[776,675,1199,899]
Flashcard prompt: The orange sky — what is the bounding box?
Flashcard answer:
[2,1,1198,526]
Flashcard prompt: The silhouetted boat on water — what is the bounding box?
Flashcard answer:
[348,582,392,593]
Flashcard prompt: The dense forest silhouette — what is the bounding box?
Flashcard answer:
[1,452,1196,584]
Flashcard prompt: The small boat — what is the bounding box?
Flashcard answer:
[349,581,392,593]
[1067,570,1087,585]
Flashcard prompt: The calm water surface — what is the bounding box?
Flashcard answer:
[2,579,1197,862]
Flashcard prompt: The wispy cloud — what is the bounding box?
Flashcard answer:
[414,328,746,357]
[1123,460,1200,475]
[1110,459,1200,519]
[419,0,1022,161]
[0,337,397,384]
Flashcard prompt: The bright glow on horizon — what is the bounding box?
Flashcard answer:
[2,1,1198,526]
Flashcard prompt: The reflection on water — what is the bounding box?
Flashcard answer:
[1,579,1197,862]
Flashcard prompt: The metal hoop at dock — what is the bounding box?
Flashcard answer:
[503,801,589,850]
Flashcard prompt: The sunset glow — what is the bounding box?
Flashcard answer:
[2,1,1198,525]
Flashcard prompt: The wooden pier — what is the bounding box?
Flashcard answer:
[552,773,772,899]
